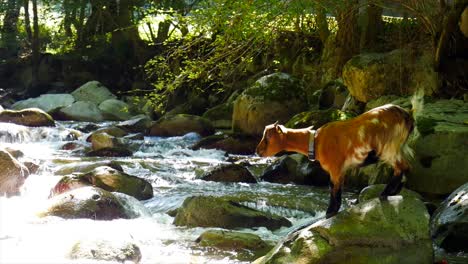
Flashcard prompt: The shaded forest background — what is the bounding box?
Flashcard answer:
[0,0,467,117]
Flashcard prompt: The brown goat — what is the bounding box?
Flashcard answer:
[256,104,415,218]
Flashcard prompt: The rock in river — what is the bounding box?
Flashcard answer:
[174,196,291,230]
[39,186,134,220]
[255,195,432,264]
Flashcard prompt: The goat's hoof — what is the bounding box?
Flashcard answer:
[379,195,388,201]
[325,211,337,219]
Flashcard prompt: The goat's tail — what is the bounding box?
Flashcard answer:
[410,88,424,120]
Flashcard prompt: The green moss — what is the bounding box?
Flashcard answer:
[286,109,355,129]
[416,117,437,136]
[244,73,306,102]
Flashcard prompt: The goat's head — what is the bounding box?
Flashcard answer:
[256,122,287,157]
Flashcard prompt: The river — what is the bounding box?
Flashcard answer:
[0,121,356,264]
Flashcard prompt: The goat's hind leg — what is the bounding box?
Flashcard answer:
[380,159,409,200]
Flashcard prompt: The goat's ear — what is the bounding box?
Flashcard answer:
[276,124,286,134]
[273,120,279,126]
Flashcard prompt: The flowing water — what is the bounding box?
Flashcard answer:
[0,121,356,264]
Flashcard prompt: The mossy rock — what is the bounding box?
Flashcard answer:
[0,108,55,127]
[191,133,259,155]
[86,127,129,142]
[173,196,291,230]
[407,99,468,195]
[196,230,273,259]
[51,166,153,201]
[285,109,354,129]
[69,239,141,263]
[232,73,308,135]
[39,186,132,220]
[255,196,432,264]
[358,184,423,203]
[149,114,215,137]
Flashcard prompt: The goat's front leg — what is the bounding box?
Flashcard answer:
[326,175,342,218]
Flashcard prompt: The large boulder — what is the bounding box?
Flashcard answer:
[431,182,468,253]
[255,195,432,264]
[11,93,75,113]
[201,164,257,183]
[71,81,116,105]
[58,101,105,122]
[285,109,354,129]
[38,186,133,220]
[232,73,308,136]
[173,196,291,230]
[407,99,468,195]
[342,49,438,103]
[202,102,233,129]
[0,149,29,196]
[69,239,141,264]
[261,154,329,186]
[149,114,215,137]
[98,99,133,121]
[0,108,55,127]
[51,166,153,200]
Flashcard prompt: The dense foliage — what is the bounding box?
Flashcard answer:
[0,0,466,111]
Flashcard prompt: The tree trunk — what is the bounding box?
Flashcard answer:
[316,6,330,46]
[29,0,40,96]
[335,0,360,76]
[359,1,383,51]
[434,0,468,70]
[1,0,21,57]
[23,0,32,44]
[156,20,171,43]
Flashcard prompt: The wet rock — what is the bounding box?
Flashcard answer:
[261,154,329,186]
[116,115,153,134]
[191,133,259,155]
[58,101,105,122]
[54,161,123,175]
[12,93,75,113]
[255,195,432,264]
[83,166,153,200]
[0,108,55,127]
[201,164,257,183]
[99,99,133,121]
[233,73,308,136]
[407,100,468,195]
[86,147,133,157]
[431,182,468,253]
[149,114,214,137]
[86,127,129,141]
[71,81,117,105]
[174,196,291,230]
[196,230,272,257]
[69,239,141,264]
[358,184,423,203]
[0,149,29,196]
[39,186,132,220]
[88,132,126,151]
